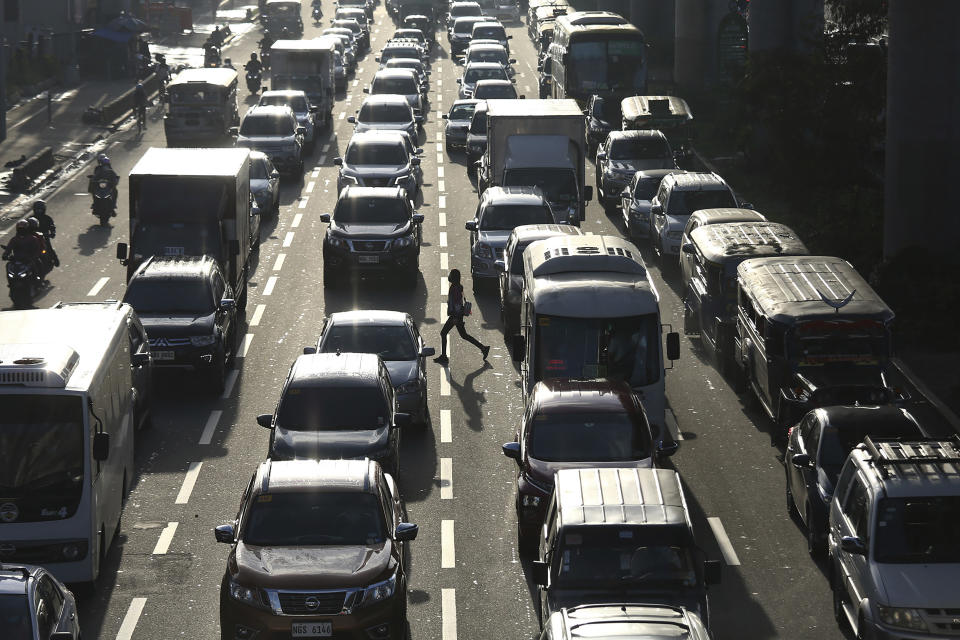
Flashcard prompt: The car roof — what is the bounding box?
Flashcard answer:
[465,61,508,70]
[532,379,639,415]
[473,20,506,28]
[133,256,217,280]
[555,467,689,528]
[374,68,418,80]
[555,604,709,640]
[666,171,728,190]
[260,89,308,100]
[349,130,408,144]
[467,43,507,52]
[607,129,668,142]
[288,352,384,387]
[340,185,408,200]
[386,57,424,67]
[362,94,410,106]
[636,168,686,180]
[256,458,378,495]
[475,79,513,86]
[245,104,295,119]
[328,310,410,326]
[510,223,584,245]
[690,222,809,263]
[168,67,237,87]
[816,405,922,434]
[688,207,765,225]
[852,438,960,498]
[481,185,548,205]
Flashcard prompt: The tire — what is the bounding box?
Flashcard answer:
[99,213,111,226]
[404,265,418,288]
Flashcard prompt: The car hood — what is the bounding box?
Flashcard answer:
[528,456,654,486]
[343,163,409,177]
[385,360,418,387]
[250,178,272,192]
[139,312,216,337]
[873,563,960,608]
[271,425,391,460]
[332,221,413,238]
[232,541,395,589]
[476,230,511,248]
[548,588,703,619]
[608,159,674,173]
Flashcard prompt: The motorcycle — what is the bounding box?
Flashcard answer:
[88,175,118,226]
[246,68,262,92]
[204,44,221,68]
[312,6,322,22]
[4,257,41,308]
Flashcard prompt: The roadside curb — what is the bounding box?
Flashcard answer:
[893,358,960,435]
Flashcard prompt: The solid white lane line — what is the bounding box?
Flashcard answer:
[441,589,457,640]
[292,213,303,228]
[707,517,741,566]
[440,252,448,270]
[241,333,254,357]
[439,212,446,227]
[441,520,455,567]
[306,181,315,193]
[174,462,203,504]
[339,111,346,120]
[437,166,444,178]
[273,254,286,271]
[666,408,684,442]
[263,276,278,296]
[439,231,447,247]
[283,232,295,247]
[298,198,309,209]
[87,277,110,297]
[439,195,446,208]
[115,597,147,640]
[221,370,239,399]
[440,409,452,443]
[322,143,330,152]
[440,458,453,499]
[152,522,179,555]
[250,304,266,327]
[199,410,222,446]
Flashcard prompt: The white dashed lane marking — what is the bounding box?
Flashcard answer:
[440,458,453,499]
[442,589,457,640]
[115,598,147,640]
[441,520,455,567]
[306,181,315,193]
[292,213,303,228]
[199,410,222,446]
[87,277,109,297]
[250,304,266,327]
[439,231,447,247]
[240,333,254,357]
[273,254,286,271]
[174,462,203,504]
[263,276,277,296]
[283,232,295,247]
[221,370,239,399]
[440,409,452,443]
[298,198,309,209]
[151,522,179,555]
[439,195,446,208]
[440,252,448,270]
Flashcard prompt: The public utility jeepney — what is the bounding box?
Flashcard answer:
[733,256,902,431]
[621,95,694,162]
[163,67,239,147]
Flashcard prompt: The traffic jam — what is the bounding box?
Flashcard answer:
[0,1,958,640]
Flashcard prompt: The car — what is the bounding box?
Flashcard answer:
[466,186,554,284]
[619,168,687,241]
[321,186,424,287]
[367,69,426,117]
[497,223,583,336]
[323,29,358,73]
[384,57,431,93]
[122,256,240,394]
[457,61,510,99]
[465,101,488,170]
[446,0,483,26]
[649,172,740,264]
[785,405,923,556]
[392,28,429,51]
[502,379,676,553]
[472,78,518,99]
[377,43,427,67]
[402,15,432,41]
[313,311,435,426]
[449,16,486,55]
[350,95,421,140]
[491,0,520,23]
[442,99,480,151]
[386,37,428,61]
[215,459,418,640]
[595,130,676,207]
[540,604,711,640]
[0,564,82,639]
[463,43,515,72]
[332,19,368,52]
[257,352,410,472]
[334,8,370,49]
[335,130,423,198]
[585,94,620,152]
[471,20,511,54]
[258,89,319,151]
[248,150,280,216]
[234,105,305,175]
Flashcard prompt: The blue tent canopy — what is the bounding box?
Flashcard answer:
[91,28,137,43]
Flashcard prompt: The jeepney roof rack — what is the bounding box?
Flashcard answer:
[862,436,960,481]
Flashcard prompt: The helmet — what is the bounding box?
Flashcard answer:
[27,217,39,231]
[32,200,46,215]
[15,219,29,232]
[98,154,110,166]
[250,52,258,60]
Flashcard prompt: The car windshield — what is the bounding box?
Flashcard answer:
[667,188,736,216]
[321,324,417,361]
[389,60,423,74]
[124,277,213,314]
[240,115,293,136]
[335,197,410,225]
[469,50,506,64]
[790,321,891,365]
[556,528,697,588]
[535,314,662,387]
[451,4,481,17]
[169,85,221,104]
[530,412,650,462]
[454,19,480,34]
[474,83,516,99]
[373,76,418,95]
[480,203,552,231]
[449,104,477,121]
[382,48,418,62]
[346,142,407,165]
[874,497,960,563]
[0,594,33,640]
[259,94,308,112]
[632,176,661,200]
[503,168,576,202]
[610,138,672,160]
[465,67,508,83]
[250,159,271,179]
[359,102,412,123]
[276,386,390,429]
[244,492,386,546]
[0,395,84,520]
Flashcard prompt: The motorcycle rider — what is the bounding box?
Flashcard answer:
[2,220,43,277]
[245,52,263,75]
[31,201,59,267]
[90,155,120,209]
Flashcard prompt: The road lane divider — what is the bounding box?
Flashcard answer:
[283,232,295,247]
[440,458,453,499]
[115,597,147,640]
[250,304,266,327]
[306,181,315,193]
[151,522,179,555]
[199,410,222,446]
[273,254,286,271]
[440,252,448,270]
[439,195,446,208]
[439,231,447,247]
[87,277,110,297]
[263,276,278,296]
[298,198,309,209]
[439,212,446,227]
[441,520,455,567]
[322,143,330,153]
[437,153,444,164]
[441,589,457,640]
[339,112,346,120]
[174,462,203,504]
[241,333,254,357]
[440,366,450,396]
[437,166,444,178]
[292,213,303,228]
[221,370,239,399]
[440,409,451,443]
[707,517,741,566]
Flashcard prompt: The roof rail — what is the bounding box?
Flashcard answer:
[863,436,960,480]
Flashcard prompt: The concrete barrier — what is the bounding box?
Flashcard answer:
[82,72,159,127]
[7,147,57,193]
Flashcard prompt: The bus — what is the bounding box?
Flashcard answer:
[548,12,647,104]
[0,302,151,584]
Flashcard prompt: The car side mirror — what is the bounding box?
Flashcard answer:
[116,242,128,261]
[256,413,273,428]
[334,157,343,166]
[271,170,280,179]
[220,298,236,310]
[501,441,521,461]
[394,412,412,427]
[395,522,418,541]
[465,220,479,232]
[442,113,449,119]
[840,536,867,555]
[411,157,421,166]
[229,126,239,136]
[666,331,680,361]
[791,453,812,469]
[412,213,425,224]
[363,87,370,93]
[507,35,513,39]
[651,204,663,216]
[494,259,505,273]
[511,335,525,361]
[704,559,722,585]
[93,432,110,461]
[214,524,235,543]
[420,346,435,357]
[347,116,356,123]
[303,346,317,354]
[583,185,593,202]
[681,243,696,255]
[596,151,606,160]
[657,439,679,457]
[309,105,319,113]
[531,560,548,585]
[509,58,517,64]
[456,78,462,84]
[375,56,381,62]
[319,213,332,223]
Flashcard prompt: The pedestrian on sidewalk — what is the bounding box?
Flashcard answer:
[435,269,489,365]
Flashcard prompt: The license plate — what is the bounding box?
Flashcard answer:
[358,255,379,264]
[153,351,175,361]
[292,622,332,637]
[163,246,185,256]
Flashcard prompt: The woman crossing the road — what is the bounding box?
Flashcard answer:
[435,269,489,365]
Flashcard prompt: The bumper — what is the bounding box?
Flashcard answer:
[445,128,468,148]
[150,344,222,370]
[262,152,301,172]
[470,254,500,279]
[324,247,419,273]
[865,620,949,640]
[662,236,682,256]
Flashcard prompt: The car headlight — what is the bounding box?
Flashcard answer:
[476,243,494,259]
[190,335,218,347]
[393,234,417,249]
[877,606,927,631]
[228,577,270,610]
[327,234,348,249]
[521,494,540,507]
[667,230,683,241]
[359,573,397,608]
[396,379,421,394]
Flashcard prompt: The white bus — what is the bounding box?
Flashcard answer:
[0,301,151,584]
[511,234,679,430]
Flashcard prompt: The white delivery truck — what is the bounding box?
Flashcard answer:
[269,38,337,130]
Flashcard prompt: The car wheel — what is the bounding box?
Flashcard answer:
[806,508,824,557]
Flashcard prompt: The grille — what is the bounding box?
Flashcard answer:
[278,591,346,615]
[148,337,192,347]
[351,241,388,252]
[925,610,960,635]
[0,371,45,384]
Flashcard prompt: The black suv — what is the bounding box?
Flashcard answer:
[122,256,239,394]
[321,186,424,287]
[0,564,81,639]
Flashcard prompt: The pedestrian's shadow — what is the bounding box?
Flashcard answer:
[76,223,113,256]
[448,360,492,432]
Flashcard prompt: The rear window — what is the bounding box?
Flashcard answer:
[468,49,506,64]
[474,83,516,99]
[667,188,736,216]
[470,109,487,133]
[277,385,389,429]
[465,67,508,83]
[480,203,552,231]
[260,94,308,112]
[454,19,480,34]
[372,75,418,95]
[451,4,482,18]
[529,412,651,462]
[346,141,407,165]
[359,101,412,123]
[632,176,661,200]
[240,114,294,136]
[474,25,506,40]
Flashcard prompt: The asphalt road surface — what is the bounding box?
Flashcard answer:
[11,2,949,639]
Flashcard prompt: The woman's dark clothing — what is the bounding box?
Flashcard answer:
[440,283,484,355]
